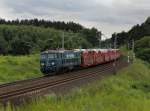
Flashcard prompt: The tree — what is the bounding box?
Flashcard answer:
[135,36,150,63]
[11,38,32,55]
[43,39,54,51]
[0,19,101,55]
[82,28,100,47]
[0,36,8,54]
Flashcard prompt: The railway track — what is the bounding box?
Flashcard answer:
[0,60,118,94]
[0,59,128,103]
[0,61,116,89]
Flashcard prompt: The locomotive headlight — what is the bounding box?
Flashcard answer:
[41,63,45,66]
[51,62,55,65]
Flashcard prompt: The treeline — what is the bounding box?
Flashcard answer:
[0,25,101,55]
[110,17,150,63]
[0,18,101,55]
[0,25,90,55]
[0,18,83,33]
[0,18,101,42]
[111,17,150,47]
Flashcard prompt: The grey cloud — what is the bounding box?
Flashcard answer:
[1,0,150,36]
[3,0,150,25]
[4,0,94,14]
[112,0,150,23]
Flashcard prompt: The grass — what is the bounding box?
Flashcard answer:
[1,59,149,111]
[0,53,150,111]
[0,55,42,84]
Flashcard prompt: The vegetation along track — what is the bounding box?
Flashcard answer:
[0,59,128,103]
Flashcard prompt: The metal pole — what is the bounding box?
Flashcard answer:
[97,32,101,48]
[99,38,101,48]
[102,33,108,49]
[113,33,117,74]
[127,42,130,63]
[110,43,112,49]
[114,34,117,49]
[62,32,64,50]
[132,39,135,62]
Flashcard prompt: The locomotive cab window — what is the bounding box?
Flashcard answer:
[48,53,57,59]
[65,53,75,59]
[41,54,47,60]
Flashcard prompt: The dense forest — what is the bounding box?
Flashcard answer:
[0,19,101,55]
[0,18,149,63]
[0,18,83,33]
[111,17,150,46]
[135,37,150,63]
[110,17,150,63]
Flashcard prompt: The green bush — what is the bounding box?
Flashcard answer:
[136,48,150,63]
[0,55,42,83]
[135,36,150,63]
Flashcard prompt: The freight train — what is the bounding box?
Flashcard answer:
[40,49,121,75]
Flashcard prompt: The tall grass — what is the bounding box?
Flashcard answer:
[1,59,149,111]
[0,55,42,84]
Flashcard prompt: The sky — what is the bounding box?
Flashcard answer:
[0,0,150,39]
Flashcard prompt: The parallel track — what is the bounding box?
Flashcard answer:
[0,61,115,89]
[0,61,117,93]
[0,59,128,102]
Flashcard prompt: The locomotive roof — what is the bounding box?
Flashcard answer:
[41,50,79,54]
[41,49,120,54]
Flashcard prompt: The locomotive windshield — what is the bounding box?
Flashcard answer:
[48,53,57,59]
[41,54,47,60]
[41,52,58,60]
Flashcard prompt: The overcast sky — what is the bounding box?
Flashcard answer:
[0,0,150,39]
